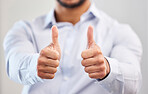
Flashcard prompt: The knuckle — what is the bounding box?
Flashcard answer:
[37,72,41,77]
[84,67,88,73]
[81,51,85,58]
[38,58,43,63]
[102,66,106,71]
[95,66,100,71]
[102,72,106,76]
[55,54,59,60]
[95,58,100,64]
[96,49,100,53]
[81,60,85,66]
[53,68,57,73]
[54,51,59,60]
[49,74,55,79]
[49,67,57,73]
[40,49,46,55]
[100,66,106,71]
[37,66,41,71]
[99,58,104,64]
[95,49,101,54]
[100,72,106,78]
[55,60,59,67]
[88,74,93,78]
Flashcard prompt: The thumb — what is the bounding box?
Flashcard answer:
[52,25,59,45]
[87,25,94,48]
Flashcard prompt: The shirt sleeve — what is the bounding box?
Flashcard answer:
[98,23,142,94]
[3,21,43,85]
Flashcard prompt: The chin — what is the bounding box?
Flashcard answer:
[60,0,80,5]
[57,0,86,8]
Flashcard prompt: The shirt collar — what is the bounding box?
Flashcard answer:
[43,8,55,28]
[43,2,100,29]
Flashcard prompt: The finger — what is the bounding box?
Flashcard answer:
[84,65,105,73]
[40,47,59,60]
[81,48,101,59]
[38,72,55,79]
[81,58,98,67]
[52,25,59,45]
[87,25,94,48]
[81,55,104,67]
[38,57,59,68]
[88,72,106,79]
[37,66,57,74]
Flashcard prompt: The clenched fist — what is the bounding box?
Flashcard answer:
[81,26,110,79]
[37,26,61,79]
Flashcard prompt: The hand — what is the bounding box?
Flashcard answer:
[81,26,110,79]
[37,25,61,79]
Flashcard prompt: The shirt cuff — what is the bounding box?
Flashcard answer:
[97,57,123,93]
[28,53,43,84]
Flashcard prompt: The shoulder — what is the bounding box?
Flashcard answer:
[98,9,136,38]
[11,12,48,31]
[4,13,49,42]
[95,9,141,45]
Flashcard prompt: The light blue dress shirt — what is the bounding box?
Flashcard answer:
[3,3,142,94]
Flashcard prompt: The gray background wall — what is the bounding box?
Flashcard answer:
[0,0,147,94]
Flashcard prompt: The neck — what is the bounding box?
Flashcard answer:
[55,0,91,25]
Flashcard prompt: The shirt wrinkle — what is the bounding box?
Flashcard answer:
[3,1,142,94]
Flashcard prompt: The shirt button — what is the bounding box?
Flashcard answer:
[63,76,69,81]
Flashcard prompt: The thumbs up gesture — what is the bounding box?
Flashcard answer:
[37,26,61,79]
[81,26,110,79]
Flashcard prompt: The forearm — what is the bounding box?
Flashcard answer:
[6,52,43,85]
[99,57,142,94]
